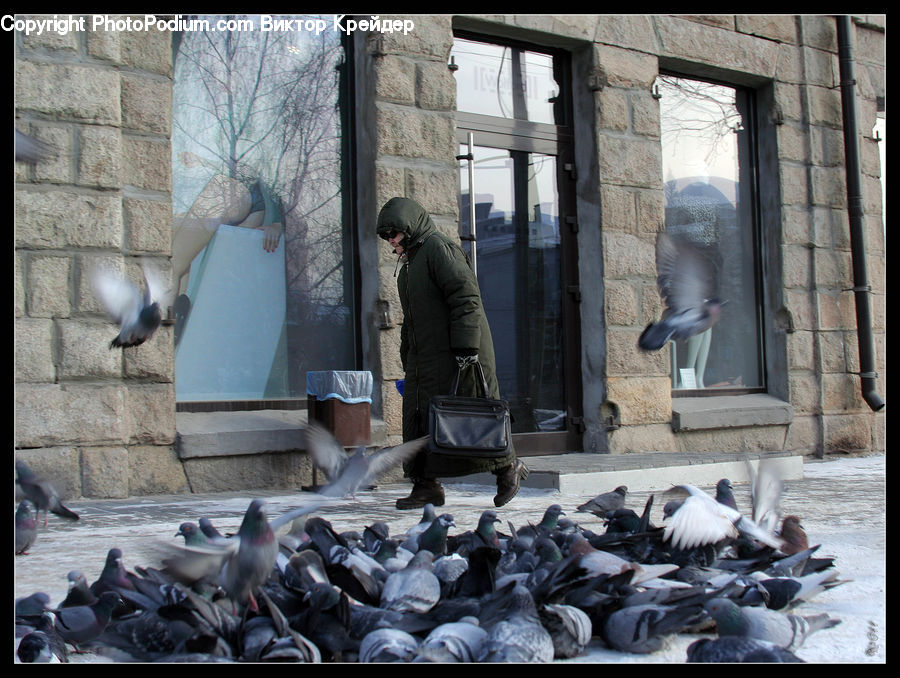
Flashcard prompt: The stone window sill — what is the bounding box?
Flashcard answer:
[175,410,389,459]
[671,393,793,432]
[175,410,310,459]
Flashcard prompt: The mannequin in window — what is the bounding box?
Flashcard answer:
[172,151,284,343]
[664,160,727,390]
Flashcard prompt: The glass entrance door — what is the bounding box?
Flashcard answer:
[460,143,572,446]
[452,34,581,453]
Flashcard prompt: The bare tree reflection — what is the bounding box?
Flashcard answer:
[173,16,353,395]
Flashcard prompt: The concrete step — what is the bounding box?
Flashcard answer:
[450,451,804,495]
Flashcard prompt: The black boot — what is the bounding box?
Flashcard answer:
[494,460,529,507]
[396,478,445,510]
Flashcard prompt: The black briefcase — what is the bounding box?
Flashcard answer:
[427,361,513,458]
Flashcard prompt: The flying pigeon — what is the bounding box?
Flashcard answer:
[703,597,840,651]
[15,500,38,555]
[91,263,169,349]
[746,457,785,536]
[662,483,785,551]
[15,129,58,165]
[639,232,723,351]
[304,421,427,498]
[162,482,345,613]
[15,460,80,526]
[577,486,628,517]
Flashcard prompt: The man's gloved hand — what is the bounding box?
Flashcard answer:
[454,351,479,369]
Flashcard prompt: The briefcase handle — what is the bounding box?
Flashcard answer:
[451,360,490,398]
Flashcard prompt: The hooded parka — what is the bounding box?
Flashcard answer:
[376,197,515,478]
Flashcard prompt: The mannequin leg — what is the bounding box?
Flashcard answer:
[685,329,712,388]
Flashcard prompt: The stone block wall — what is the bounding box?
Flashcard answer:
[365,14,885,457]
[361,16,460,443]
[14,15,885,499]
[14,16,186,498]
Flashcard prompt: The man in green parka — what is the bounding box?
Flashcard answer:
[377,197,529,510]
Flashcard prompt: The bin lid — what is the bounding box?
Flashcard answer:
[306,371,373,404]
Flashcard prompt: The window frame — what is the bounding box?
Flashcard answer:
[452,31,584,452]
[170,25,360,412]
[657,71,768,398]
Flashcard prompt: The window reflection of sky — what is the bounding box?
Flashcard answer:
[657,76,741,204]
[452,38,558,124]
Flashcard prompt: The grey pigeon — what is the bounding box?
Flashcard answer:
[401,503,439,547]
[754,569,847,611]
[304,421,427,497]
[198,517,225,540]
[359,628,420,662]
[91,263,168,349]
[61,571,97,608]
[96,609,198,662]
[53,591,123,648]
[704,597,841,651]
[16,592,52,618]
[663,483,784,551]
[176,522,211,547]
[715,478,738,511]
[15,129,57,164]
[539,602,593,659]
[602,602,705,654]
[90,548,137,598]
[15,500,38,555]
[15,460,80,525]
[413,513,456,555]
[687,636,805,663]
[17,629,61,663]
[577,486,627,517]
[477,584,555,663]
[639,231,723,351]
[380,550,441,614]
[415,617,489,663]
[449,509,502,556]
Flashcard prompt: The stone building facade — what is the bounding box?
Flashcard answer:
[14,14,885,499]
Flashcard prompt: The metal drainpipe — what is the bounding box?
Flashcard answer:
[836,15,885,412]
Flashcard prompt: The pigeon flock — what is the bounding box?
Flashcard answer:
[15,445,850,664]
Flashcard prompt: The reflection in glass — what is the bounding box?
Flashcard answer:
[451,38,559,124]
[657,75,763,390]
[459,145,565,432]
[172,17,352,401]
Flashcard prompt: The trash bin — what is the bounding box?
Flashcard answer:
[306,371,373,447]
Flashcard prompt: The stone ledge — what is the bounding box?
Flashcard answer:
[671,393,794,432]
[175,410,387,459]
